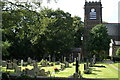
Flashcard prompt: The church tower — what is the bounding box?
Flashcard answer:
[83,0,102,55]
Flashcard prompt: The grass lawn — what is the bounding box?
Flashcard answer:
[82,63,118,78]
[1,62,119,78]
[111,63,120,69]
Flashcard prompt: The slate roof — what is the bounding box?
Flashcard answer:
[102,23,120,41]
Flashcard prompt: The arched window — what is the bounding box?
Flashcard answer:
[89,8,96,19]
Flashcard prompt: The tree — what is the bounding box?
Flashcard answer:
[87,24,110,60]
[116,47,120,56]
[72,16,84,47]
[2,1,83,60]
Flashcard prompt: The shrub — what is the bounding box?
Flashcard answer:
[113,57,120,61]
[116,47,120,56]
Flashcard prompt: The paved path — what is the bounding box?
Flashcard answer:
[109,64,120,71]
[103,60,120,71]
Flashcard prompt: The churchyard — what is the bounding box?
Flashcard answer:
[1,57,120,79]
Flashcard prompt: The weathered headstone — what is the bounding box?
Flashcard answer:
[93,55,96,64]
[89,58,93,67]
[41,62,47,67]
[2,61,7,67]
[7,63,13,69]
[55,61,60,65]
[26,69,35,77]
[38,69,46,76]
[64,57,66,63]
[72,53,74,62]
[86,59,89,68]
[65,62,69,68]
[74,58,76,62]
[32,60,36,63]
[15,67,21,73]
[48,55,51,62]
[27,57,32,64]
[13,63,18,69]
[21,60,23,66]
[33,62,38,68]
[13,59,17,64]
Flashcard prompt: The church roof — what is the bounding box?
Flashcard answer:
[102,23,120,41]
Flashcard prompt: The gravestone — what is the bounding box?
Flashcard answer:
[7,63,13,69]
[89,58,92,67]
[72,53,74,62]
[2,61,7,67]
[13,63,18,69]
[32,60,36,63]
[64,57,66,63]
[13,59,17,64]
[21,60,23,66]
[61,65,65,70]
[55,61,60,65]
[86,59,89,68]
[33,62,38,68]
[38,69,46,76]
[93,55,96,64]
[74,58,76,62]
[48,55,51,62]
[15,67,21,73]
[65,62,69,68]
[41,62,47,67]
[27,57,32,64]
[26,69,35,77]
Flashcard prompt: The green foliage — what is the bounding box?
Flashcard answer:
[72,16,84,47]
[87,24,110,59]
[2,1,83,60]
[116,47,120,56]
[2,41,11,57]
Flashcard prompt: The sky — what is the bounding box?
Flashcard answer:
[7,0,120,23]
[41,0,120,23]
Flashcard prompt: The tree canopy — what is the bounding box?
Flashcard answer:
[87,24,110,60]
[2,1,83,60]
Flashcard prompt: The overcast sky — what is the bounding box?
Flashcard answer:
[41,0,120,23]
[7,0,120,23]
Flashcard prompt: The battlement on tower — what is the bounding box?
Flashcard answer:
[85,2,101,5]
[85,1,101,6]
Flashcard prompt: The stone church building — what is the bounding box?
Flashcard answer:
[83,0,120,57]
